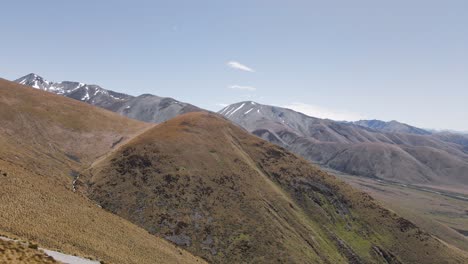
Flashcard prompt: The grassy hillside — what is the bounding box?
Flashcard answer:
[87,112,468,263]
[0,79,204,264]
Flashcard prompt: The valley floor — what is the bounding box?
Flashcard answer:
[330,171,468,253]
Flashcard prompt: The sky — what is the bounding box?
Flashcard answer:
[1,0,467,131]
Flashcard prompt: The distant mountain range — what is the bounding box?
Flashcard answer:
[350,120,468,149]
[15,73,201,123]
[219,101,468,190]
[352,119,431,135]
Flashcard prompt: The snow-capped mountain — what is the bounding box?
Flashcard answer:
[16,73,52,90]
[15,73,201,123]
[15,73,130,105]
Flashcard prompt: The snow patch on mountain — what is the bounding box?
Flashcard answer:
[245,108,254,115]
[228,103,245,116]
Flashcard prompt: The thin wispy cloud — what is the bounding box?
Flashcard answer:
[283,102,365,121]
[216,103,228,108]
[229,85,257,91]
[227,61,255,72]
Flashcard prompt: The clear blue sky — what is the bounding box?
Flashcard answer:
[2,0,467,130]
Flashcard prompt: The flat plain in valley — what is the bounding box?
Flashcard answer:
[334,171,468,253]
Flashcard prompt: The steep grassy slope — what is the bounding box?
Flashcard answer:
[87,112,468,263]
[0,79,204,264]
[0,158,204,264]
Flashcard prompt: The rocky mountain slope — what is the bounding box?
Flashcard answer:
[219,101,468,190]
[0,78,205,264]
[15,73,201,123]
[85,111,467,263]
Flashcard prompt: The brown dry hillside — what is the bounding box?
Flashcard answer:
[0,79,204,264]
[87,112,468,264]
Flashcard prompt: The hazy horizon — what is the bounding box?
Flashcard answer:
[2,0,467,131]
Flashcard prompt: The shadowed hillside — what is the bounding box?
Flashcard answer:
[87,112,468,263]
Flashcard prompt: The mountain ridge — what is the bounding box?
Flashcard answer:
[15,73,202,123]
[219,101,468,190]
[352,119,431,135]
